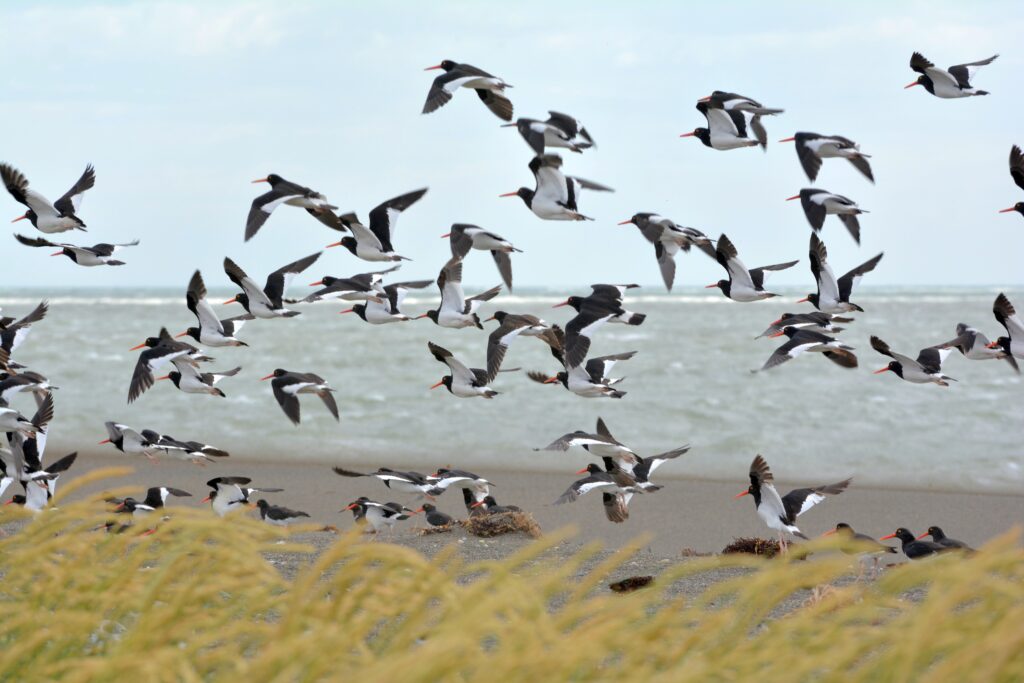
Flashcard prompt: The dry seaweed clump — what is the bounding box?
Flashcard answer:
[609,575,654,593]
[462,510,542,538]
[722,537,782,558]
[418,524,455,536]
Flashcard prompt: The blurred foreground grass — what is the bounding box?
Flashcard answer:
[1,470,1022,681]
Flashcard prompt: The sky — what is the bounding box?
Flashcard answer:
[1,1,1022,291]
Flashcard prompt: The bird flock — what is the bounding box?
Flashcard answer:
[0,52,1020,559]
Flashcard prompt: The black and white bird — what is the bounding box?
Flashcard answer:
[987,293,1024,361]
[502,111,595,154]
[427,341,498,398]
[871,336,956,386]
[0,372,54,407]
[113,487,191,524]
[759,327,858,371]
[128,328,202,404]
[0,405,37,437]
[343,497,415,538]
[879,528,947,560]
[906,52,997,98]
[755,311,851,339]
[786,189,866,244]
[418,258,501,329]
[779,133,874,182]
[554,462,648,515]
[300,265,399,304]
[261,369,339,425]
[470,495,521,514]
[341,278,432,323]
[415,503,454,527]
[325,189,428,262]
[824,523,897,577]
[681,98,775,150]
[537,418,640,471]
[800,234,883,313]
[0,300,47,363]
[15,233,139,266]
[916,526,972,551]
[177,270,251,346]
[245,173,338,241]
[223,252,321,318]
[332,466,436,496]
[530,351,635,399]
[443,224,521,291]
[618,213,716,291]
[255,499,311,527]
[1,163,95,233]
[581,418,689,486]
[202,477,254,517]
[500,154,613,221]
[485,311,564,381]
[706,233,798,302]
[938,322,1019,372]
[699,91,784,116]
[158,360,241,398]
[998,145,1024,217]
[422,60,513,121]
[555,284,645,369]
[736,454,851,550]
[427,468,493,499]
[149,434,230,464]
[19,452,78,511]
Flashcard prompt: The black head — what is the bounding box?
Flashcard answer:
[777,326,800,339]
[500,187,534,207]
[488,310,509,324]
[907,75,934,93]
[581,463,603,476]
[166,372,182,387]
[681,128,711,146]
[893,528,916,543]
[835,522,852,532]
[482,495,498,506]
[181,327,201,342]
[115,497,139,513]
[8,494,26,505]
[926,526,945,540]
[421,503,437,513]
[265,369,287,379]
[338,236,359,255]
[229,292,250,310]
[140,336,160,349]
[435,376,454,393]
[256,499,270,511]
[422,309,440,324]
[618,212,652,227]
[998,202,1024,216]
[801,293,820,308]
[881,361,904,378]
[706,280,729,295]
[426,59,457,71]
[265,173,284,185]
[990,336,1011,354]
[555,295,585,312]
[318,276,340,287]
[348,304,368,321]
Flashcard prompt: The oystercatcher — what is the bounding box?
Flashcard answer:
[736,454,851,550]
[422,60,513,121]
[340,278,432,323]
[871,336,956,386]
[503,111,594,154]
[15,233,139,266]
[427,468,493,498]
[427,342,498,398]
[177,270,251,346]
[760,327,858,371]
[499,154,613,221]
[246,173,338,241]
[987,293,1024,361]
[880,528,947,559]
[113,486,191,523]
[127,328,201,404]
[203,477,282,518]
[801,234,883,313]
[158,360,241,398]
[0,300,47,361]
[707,233,798,301]
[756,311,851,339]
[999,145,1024,216]
[917,526,972,551]
[824,522,897,577]
[332,466,435,496]
[484,311,564,380]
[906,52,997,98]
[786,189,866,244]
[470,495,521,514]
[618,213,716,291]
[223,252,322,318]
[529,351,635,399]
[261,369,339,425]
[416,503,455,527]
[554,462,647,512]
[938,322,1019,373]
[325,188,427,262]
[255,499,311,526]
[1,163,95,233]
[443,224,520,291]
[301,265,399,304]
[343,497,415,538]
[418,258,501,328]
[779,133,874,182]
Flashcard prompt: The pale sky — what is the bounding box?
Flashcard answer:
[1,1,1022,290]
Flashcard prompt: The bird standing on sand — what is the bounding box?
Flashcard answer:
[427,341,499,398]
[255,499,311,527]
[223,252,322,319]
[786,189,867,244]
[736,454,851,551]
[261,369,339,425]
[443,224,520,291]
[779,133,874,182]
[245,173,338,241]
[422,60,513,121]
[880,528,947,559]
[502,111,595,154]
[906,52,997,98]
[707,234,798,302]
[917,526,972,551]
[343,497,415,538]
[998,145,1024,217]
[14,234,139,266]
[499,154,613,221]
[416,503,455,527]
[801,233,883,313]
[871,336,956,386]
[824,522,897,577]
[617,213,716,291]
[203,477,282,518]
[1,163,95,233]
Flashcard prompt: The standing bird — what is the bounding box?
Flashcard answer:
[735,454,851,550]
[245,173,338,241]
[422,60,513,121]
[871,336,956,386]
[202,477,253,517]
[530,351,636,399]
[906,52,997,98]
[255,499,311,527]
[917,526,972,551]
[786,189,866,244]
[779,133,874,183]
[177,270,251,347]
[987,292,1024,361]
[800,233,884,313]
[617,213,716,291]
[998,145,1024,217]
[706,233,798,302]
[261,369,339,425]
[340,278,432,323]
[158,360,241,398]
[443,224,520,291]
[15,234,139,266]
[937,322,1019,373]
[485,311,564,381]
[427,341,498,398]
[470,495,521,514]
[325,188,428,262]
[127,328,202,404]
[499,154,613,221]
[417,258,501,329]
[760,327,857,371]
[223,252,321,318]
[1,163,95,233]
[502,111,595,154]
[332,466,436,496]
[415,503,454,527]
[823,523,897,577]
[879,528,947,560]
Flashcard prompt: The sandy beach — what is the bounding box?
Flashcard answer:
[11,451,1020,563]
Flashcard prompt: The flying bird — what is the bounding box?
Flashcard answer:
[937,322,1019,373]
[158,360,241,398]
[706,233,798,301]
[529,351,635,399]
[755,311,851,340]
[871,336,956,386]
[325,188,428,262]
[800,233,883,313]
[555,284,645,369]
[0,301,47,362]
[14,234,138,266]
[786,189,866,244]
[759,327,858,371]
[127,328,202,404]
[417,258,501,328]
[427,341,498,398]
[245,173,338,241]
[223,252,321,318]
[300,265,399,304]
[987,292,1024,361]
[422,60,513,121]
[906,52,997,98]
[261,369,339,425]
[340,278,432,323]
[332,466,436,496]
[499,154,613,221]
[443,224,520,291]
[1,163,95,233]
[177,270,252,346]
[999,145,1024,217]
[779,133,874,182]
[681,101,768,150]
[617,213,716,291]
[502,111,595,154]
[485,311,564,381]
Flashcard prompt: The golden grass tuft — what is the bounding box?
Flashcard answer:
[462,510,542,538]
[1,493,1023,681]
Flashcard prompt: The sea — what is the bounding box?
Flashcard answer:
[2,286,1022,495]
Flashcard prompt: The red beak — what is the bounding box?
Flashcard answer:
[679,132,697,138]
[430,379,445,390]
[483,315,495,322]
[12,214,27,223]
[617,219,633,225]
[498,192,518,198]
[98,438,111,445]
[174,331,189,338]
[785,195,801,201]
[697,95,711,102]
[200,495,211,503]
[822,528,837,537]
[879,532,898,540]
[325,241,342,248]
[999,207,1017,213]
[155,375,170,381]
[414,507,425,513]
[440,232,451,238]
[339,309,354,314]
[424,64,444,70]
[552,300,570,308]
[904,81,920,89]
[704,283,719,289]
[916,531,930,540]
[986,341,1000,349]
[778,137,796,143]
[796,297,810,303]
[769,331,785,338]
[470,501,485,508]
[309,280,324,286]
[575,467,589,475]
[252,177,268,183]
[733,491,749,499]
[260,373,275,381]
[50,251,64,257]
[873,367,891,374]
[129,342,147,351]
[414,313,429,319]
[223,297,237,305]
[542,376,559,384]
[344,503,359,511]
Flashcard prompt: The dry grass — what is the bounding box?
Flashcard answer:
[1,475,1023,681]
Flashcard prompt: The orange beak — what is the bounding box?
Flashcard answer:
[414,506,425,513]
[796,296,810,303]
[679,131,697,138]
[309,280,324,286]
[260,373,275,381]
[617,219,633,225]
[785,195,801,201]
[12,214,27,223]
[704,283,719,289]
[904,81,920,89]
[552,300,570,308]
[174,331,189,338]
[223,297,237,305]
[50,251,64,257]
[697,95,711,102]
[440,232,451,238]
[542,376,559,384]
[129,342,147,351]
[999,207,1018,213]
[325,241,342,248]
[339,308,354,315]
[414,313,429,319]
[344,503,359,510]
[251,177,268,183]
[733,491,749,499]
[575,467,589,475]
[879,532,898,540]
[873,367,891,374]
[483,315,495,322]
[430,379,445,390]
[986,341,1000,349]
[778,137,796,143]
[768,331,785,338]
[470,500,486,508]
[155,375,170,381]
[822,528,837,537]
[916,531,930,540]
[98,438,111,445]
[4,499,17,506]
[498,192,518,198]
[424,64,444,70]
[200,495,211,503]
